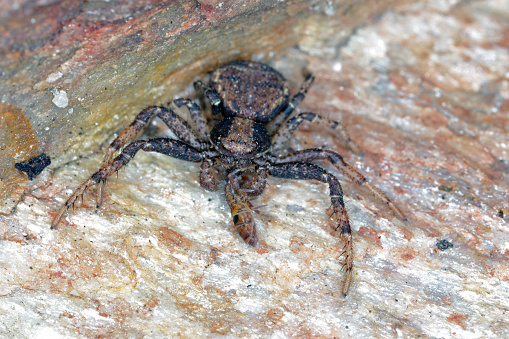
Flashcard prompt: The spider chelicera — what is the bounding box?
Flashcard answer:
[52,60,406,296]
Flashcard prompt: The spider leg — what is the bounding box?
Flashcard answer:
[52,138,202,229]
[172,98,208,140]
[194,80,222,121]
[275,149,406,220]
[266,74,314,135]
[267,162,353,296]
[97,106,202,207]
[272,112,362,155]
[241,165,268,196]
[225,171,258,246]
[199,156,221,191]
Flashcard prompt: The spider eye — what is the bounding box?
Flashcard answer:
[210,117,269,158]
[221,136,256,155]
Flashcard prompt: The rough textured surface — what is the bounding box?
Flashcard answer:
[1,0,509,338]
[0,0,409,213]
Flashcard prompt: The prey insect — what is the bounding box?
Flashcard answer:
[52,60,406,296]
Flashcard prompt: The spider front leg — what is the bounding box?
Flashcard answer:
[275,149,406,220]
[52,138,202,229]
[194,80,222,120]
[241,165,268,196]
[199,156,221,191]
[268,162,353,296]
[97,106,202,207]
[172,98,208,140]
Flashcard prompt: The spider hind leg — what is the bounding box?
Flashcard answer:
[52,138,202,229]
[268,161,353,296]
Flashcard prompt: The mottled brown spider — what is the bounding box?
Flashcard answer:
[52,60,406,296]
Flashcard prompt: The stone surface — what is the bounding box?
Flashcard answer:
[1,0,509,338]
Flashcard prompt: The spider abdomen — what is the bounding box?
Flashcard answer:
[210,60,290,122]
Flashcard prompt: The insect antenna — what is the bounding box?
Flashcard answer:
[250,203,275,219]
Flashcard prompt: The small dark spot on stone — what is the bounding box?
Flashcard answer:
[498,209,505,218]
[14,153,51,180]
[233,215,239,224]
[437,239,453,251]
[286,204,304,213]
[438,184,453,192]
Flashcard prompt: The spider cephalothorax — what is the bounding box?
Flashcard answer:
[52,60,405,296]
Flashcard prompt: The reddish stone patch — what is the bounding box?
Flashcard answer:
[59,311,75,319]
[358,226,383,246]
[50,271,65,278]
[446,312,469,330]
[136,296,160,317]
[397,246,418,261]
[256,244,270,254]
[267,308,285,323]
[158,227,194,251]
[400,228,414,241]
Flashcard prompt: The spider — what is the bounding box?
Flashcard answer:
[52,60,406,296]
